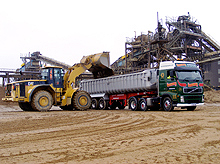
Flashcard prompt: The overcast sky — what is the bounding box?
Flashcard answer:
[0,0,219,69]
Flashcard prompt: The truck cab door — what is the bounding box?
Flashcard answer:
[159,70,177,97]
[166,70,177,92]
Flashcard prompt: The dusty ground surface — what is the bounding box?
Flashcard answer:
[0,88,220,163]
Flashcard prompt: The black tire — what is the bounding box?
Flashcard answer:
[138,98,147,111]
[91,98,98,109]
[162,97,174,112]
[129,97,138,111]
[98,98,108,110]
[73,91,91,110]
[31,91,53,112]
[19,102,35,111]
[117,100,125,109]
[187,106,196,111]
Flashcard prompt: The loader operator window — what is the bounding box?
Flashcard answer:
[54,68,61,85]
[41,69,48,80]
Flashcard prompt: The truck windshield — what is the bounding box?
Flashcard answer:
[176,70,202,82]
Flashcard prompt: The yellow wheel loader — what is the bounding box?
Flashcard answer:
[2,52,113,111]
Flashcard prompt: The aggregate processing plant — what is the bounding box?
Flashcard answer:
[1,13,220,88]
[111,13,220,88]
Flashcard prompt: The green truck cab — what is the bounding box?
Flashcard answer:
[159,61,204,111]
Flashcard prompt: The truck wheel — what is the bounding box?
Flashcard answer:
[31,91,53,112]
[129,97,138,111]
[187,106,196,111]
[19,102,35,111]
[162,97,174,112]
[138,98,147,111]
[73,91,91,110]
[91,98,98,109]
[98,98,108,110]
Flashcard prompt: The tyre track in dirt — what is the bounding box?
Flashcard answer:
[0,105,220,163]
[0,110,161,163]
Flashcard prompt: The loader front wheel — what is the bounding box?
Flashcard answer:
[73,91,91,110]
[31,91,53,112]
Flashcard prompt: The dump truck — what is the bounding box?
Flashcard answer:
[2,52,113,111]
[80,60,204,111]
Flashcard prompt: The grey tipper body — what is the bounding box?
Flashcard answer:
[79,69,157,94]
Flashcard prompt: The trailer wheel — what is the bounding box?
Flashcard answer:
[73,91,91,110]
[98,98,108,110]
[129,97,138,111]
[91,98,98,109]
[31,91,53,112]
[162,97,174,112]
[138,98,147,111]
[19,102,35,111]
[187,106,196,111]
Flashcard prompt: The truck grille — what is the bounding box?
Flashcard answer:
[184,95,202,103]
[183,87,203,94]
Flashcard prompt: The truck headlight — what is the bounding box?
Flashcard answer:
[180,96,184,103]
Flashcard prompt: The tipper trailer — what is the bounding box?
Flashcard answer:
[80,60,204,111]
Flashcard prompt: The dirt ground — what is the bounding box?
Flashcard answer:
[0,88,220,164]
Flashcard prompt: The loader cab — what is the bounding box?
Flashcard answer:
[41,66,64,88]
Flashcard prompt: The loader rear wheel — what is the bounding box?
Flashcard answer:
[19,102,35,111]
[31,91,53,112]
[73,91,91,110]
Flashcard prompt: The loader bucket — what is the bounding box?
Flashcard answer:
[80,52,114,78]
